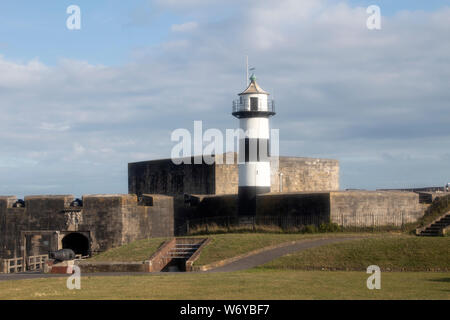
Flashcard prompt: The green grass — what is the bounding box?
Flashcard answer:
[86,233,369,264]
[191,233,369,266]
[0,271,448,299]
[187,222,343,235]
[88,238,168,262]
[258,236,450,272]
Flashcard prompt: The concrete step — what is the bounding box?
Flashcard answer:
[420,231,440,235]
[170,248,197,252]
[430,224,448,228]
[167,251,193,254]
[421,229,440,233]
[175,243,200,247]
[173,244,200,248]
[173,245,199,249]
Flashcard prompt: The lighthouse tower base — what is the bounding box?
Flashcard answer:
[238,186,270,216]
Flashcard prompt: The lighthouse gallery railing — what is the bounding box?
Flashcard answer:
[232,99,275,113]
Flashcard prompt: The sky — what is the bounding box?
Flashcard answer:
[0,0,449,197]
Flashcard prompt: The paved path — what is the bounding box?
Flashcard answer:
[207,237,363,272]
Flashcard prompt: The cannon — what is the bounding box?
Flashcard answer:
[70,198,83,207]
[13,199,25,208]
[49,249,76,262]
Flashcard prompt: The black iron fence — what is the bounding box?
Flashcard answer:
[177,212,410,236]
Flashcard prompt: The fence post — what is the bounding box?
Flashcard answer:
[401,211,404,229]
[186,220,190,235]
[372,213,375,232]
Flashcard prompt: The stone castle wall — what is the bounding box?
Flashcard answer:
[128,157,215,196]
[183,191,428,228]
[272,158,339,193]
[0,194,174,260]
[128,154,340,196]
[329,191,427,227]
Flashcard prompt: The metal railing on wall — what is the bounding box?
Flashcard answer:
[178,215,328,235]
[177,212,410,235]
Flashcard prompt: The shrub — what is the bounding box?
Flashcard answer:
[319,222,341,233]
[304,224,318,233]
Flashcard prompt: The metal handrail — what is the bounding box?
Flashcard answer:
[232,99,275,113]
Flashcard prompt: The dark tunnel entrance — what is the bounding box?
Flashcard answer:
[62,233,90,256]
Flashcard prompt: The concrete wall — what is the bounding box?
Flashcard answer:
[214,154,239,195]
[128,154,339,196]
[0,194,175,260]
[256,192,330,221]
[186,194,238,219]
[0,195,73,259]
[329,191,428,227]
[272,158,339,193]
[182,191,427,228]
[128,157,215,196]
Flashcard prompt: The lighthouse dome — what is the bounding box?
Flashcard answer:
[239,74,269,96]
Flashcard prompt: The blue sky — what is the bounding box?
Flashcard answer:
[0,0,449,197]
[0,1,447,65]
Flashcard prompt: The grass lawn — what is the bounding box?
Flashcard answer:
[0,270,448,300]
[88,238,168,262]
[258,236,450,272]
[186,233,372,266]
[87,232,369,264]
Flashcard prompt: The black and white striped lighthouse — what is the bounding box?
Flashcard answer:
[232,73,276,216]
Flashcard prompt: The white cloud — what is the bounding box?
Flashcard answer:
[39,123,71,132]
[1,1,450,195]
[171,21,198,32]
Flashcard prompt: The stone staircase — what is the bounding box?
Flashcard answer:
[418,212,450,236]
[164,243,201,260]
[147,238,209,272]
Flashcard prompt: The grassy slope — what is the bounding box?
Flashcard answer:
[190,233,367,266]
[87,233,366,264]
[258,236,450,271]
[88,238,168,262]
[0,271,448,300]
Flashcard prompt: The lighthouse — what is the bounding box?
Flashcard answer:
[232,73,276,216]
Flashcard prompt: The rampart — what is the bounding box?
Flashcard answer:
[128,155,339,196]
[184,191,428,228]
[0,194,174,260]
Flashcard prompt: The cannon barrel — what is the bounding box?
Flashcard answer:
[49,249,76,262]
